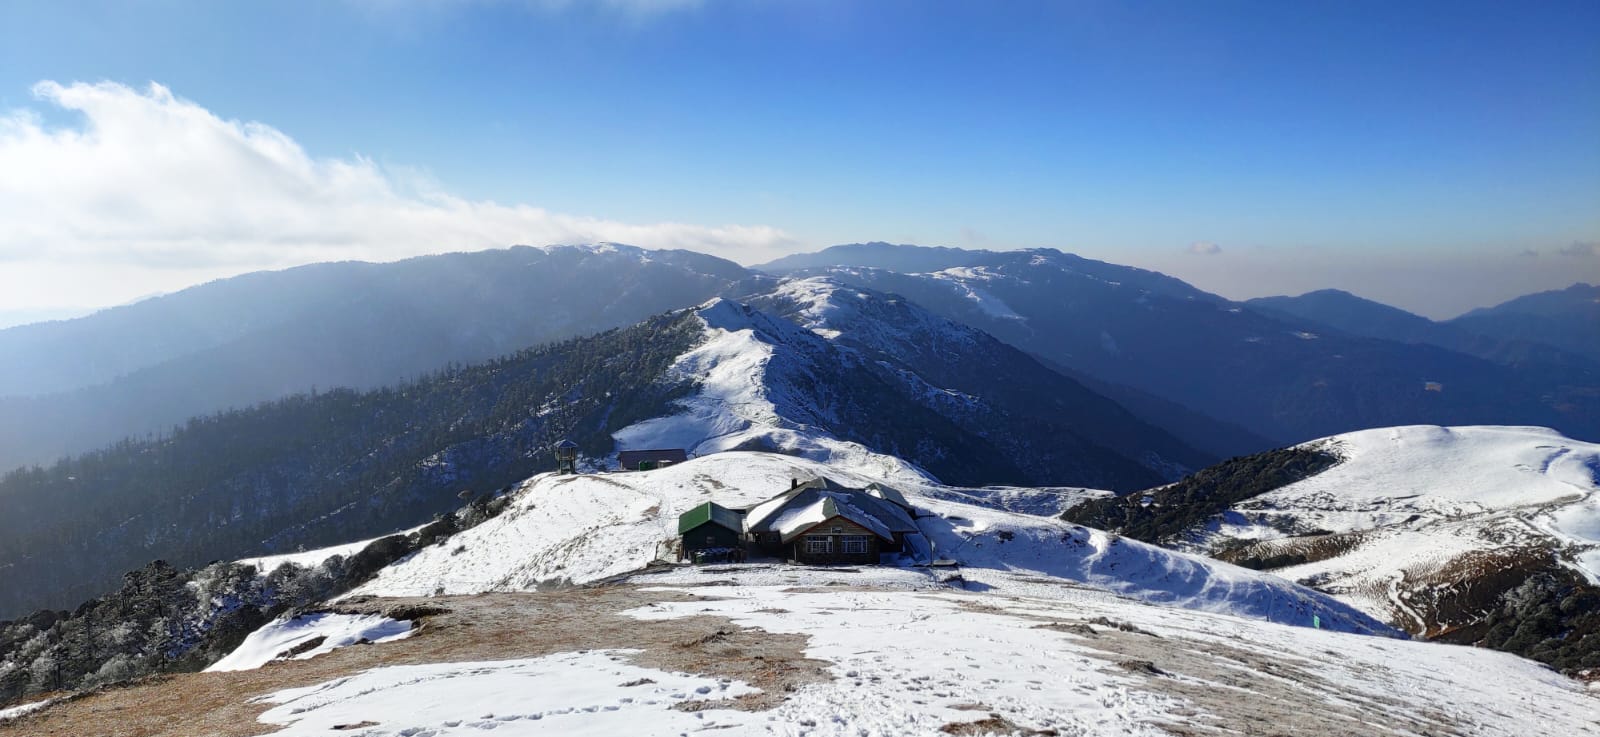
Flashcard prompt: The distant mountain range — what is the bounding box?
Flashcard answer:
[1248,285,1600,366]
[6,243,1592,475]
[0,245,766,470]
[1444,283,1599,363]
[0,284,1208,617]
[759,243,1600,445]
[2,241,1595,614]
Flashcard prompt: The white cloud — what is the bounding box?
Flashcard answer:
[1186,241,1222,255]
[0,80,794,309]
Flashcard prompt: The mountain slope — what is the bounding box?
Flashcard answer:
[352,450,1391,637]
[0,290,1207,618]
[1449,282,1600,363]
[614,294,1196,491]
[0,244,765,470]
[748,278,1215,477]
[773,245,1600,445]
[1066,424,1600,674]
[756,242,1216,302]
[1247,289,1442,345]
[1248,287,1600,370]
[0,312,706,618]
[754,241,990,274]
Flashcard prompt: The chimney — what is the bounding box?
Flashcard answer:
[790,478,798,489]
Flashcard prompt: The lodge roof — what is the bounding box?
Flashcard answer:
[677,501,744,535]
[618,448,688,466]
[745,487,918,544]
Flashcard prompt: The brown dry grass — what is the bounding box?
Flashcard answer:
[0,586,829,737]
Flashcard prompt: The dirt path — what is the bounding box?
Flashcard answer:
[0,586,829,737]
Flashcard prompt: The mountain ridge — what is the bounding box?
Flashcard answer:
[0,286,1209,617]
[0,244,767,471]
[770,245,1600,444]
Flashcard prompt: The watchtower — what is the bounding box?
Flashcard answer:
[554,439,579,475]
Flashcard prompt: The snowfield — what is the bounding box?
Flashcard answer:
[1184,425,1600,629]
[252,578,1599,737]
[257,650,758,737]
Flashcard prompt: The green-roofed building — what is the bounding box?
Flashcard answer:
[677,502,744,561]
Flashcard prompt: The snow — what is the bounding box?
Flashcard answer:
[764,499,838,539]
[238,524,430,574]
[610,297,938,487]
[0,699,51,722]
[918,484,1110,517]
[255,650,756,736]
[252,579,1599,737]
[619,584,1598,737]
[206,613,414,672]
[745,487,917,544]
[923,266,1028,320]
[347,292,1387,658]
[353,451,1392,636]
[1287,426,1595,518]
[1185,424,1600,623]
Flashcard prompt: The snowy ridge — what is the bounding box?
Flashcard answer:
[1186,425,1600,629]
[352,451,1392,636]
[744,276,1213,488]
[611,296,934,486]
[923,266,1028,320]
[767,276,988,359]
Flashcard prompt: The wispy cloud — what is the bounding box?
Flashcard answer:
[1187,241,1222,255]
[0,80,793,308]
[1559,241,1596,258]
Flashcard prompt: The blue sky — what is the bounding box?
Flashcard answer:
[0,0,1596,318]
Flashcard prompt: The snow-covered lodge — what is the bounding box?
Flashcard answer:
[676,478,922,565]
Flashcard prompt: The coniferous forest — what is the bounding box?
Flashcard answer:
[0,311,702,619]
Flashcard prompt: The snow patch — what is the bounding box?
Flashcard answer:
[255,650,755,736]
[926,266,1027,320]
[206,613,413,672]
[0,699,51,722]
[237,524,430,574]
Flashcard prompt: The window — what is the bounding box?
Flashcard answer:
[805,535,833,554]
[830,526,844,533]
[841,535,869,554]
[705,535,715,544]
